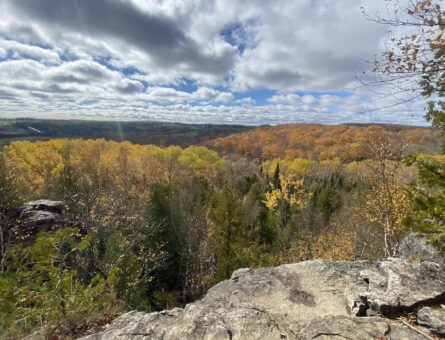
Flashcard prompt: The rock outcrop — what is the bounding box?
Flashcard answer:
[6,199,71,244]
[16,199,66,223]
[80,258,445,340]
[399,232,445,264]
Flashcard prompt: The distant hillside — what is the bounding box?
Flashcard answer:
[0,119,252,147]
[206,123,443,161]
[2,120,441,162]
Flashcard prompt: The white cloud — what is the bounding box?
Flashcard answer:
[0,47,6,59]
[0,59,46,82]
[0,39,60,64]
[0,0,431,125]
[115,79,144,94]
[192,87,234,102]
[215,92,234,103]
[235,97,256,106]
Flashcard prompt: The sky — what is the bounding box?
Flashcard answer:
[0,0,430,125]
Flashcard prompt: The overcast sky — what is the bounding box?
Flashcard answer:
[0,0,429,125]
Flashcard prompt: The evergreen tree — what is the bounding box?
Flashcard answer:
[209,184,245,280]
[405,154,445,252]
[272,163,281,189]
[147,183,186,302]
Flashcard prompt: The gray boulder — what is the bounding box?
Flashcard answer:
[344,258,444,317]
[21,199,65,214]
[417,306,445,336]
[7,199,69,244]
[399,233,444,263]
[80,258,445,340]
[15,199,66,225]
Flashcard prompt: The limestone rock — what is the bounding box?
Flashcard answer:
[79,258,445,340]
[385,321,426,340]
[21,199,66,214]
[344,258,445,316]
[297,315,388,340]
[7,199,70,244]
[417,306,445,336]
[399,233,444,263]
[13,199,66,225]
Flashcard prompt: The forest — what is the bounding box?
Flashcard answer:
[0,123,443,338]
[208,123,442,161]
[0,119,250,147]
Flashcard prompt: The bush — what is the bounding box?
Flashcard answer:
[0,229,121,338]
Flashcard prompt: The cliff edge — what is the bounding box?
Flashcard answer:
[80,257,445,340]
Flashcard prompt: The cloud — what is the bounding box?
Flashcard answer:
[215,92,234,103]
[235,97,256,105]
[1,100,426,126]
[228,0,388,92]
[193,87,234,102]
[142,86,234,104]
[115,79,144,94]
[44,60,115,84]
[0,39,60,64]
[0,89,16,100]
[5,0,237,80]
[0,0,430,125]
[0,59,46,81]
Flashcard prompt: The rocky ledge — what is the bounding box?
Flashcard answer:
[6,199,75,245]
[81,257,445,340]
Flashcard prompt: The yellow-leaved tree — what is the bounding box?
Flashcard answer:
[264,172,312,253]
[359,127,414,256]
[365,184,411,256]
[264,174,310,212]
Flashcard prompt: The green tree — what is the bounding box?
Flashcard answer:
[210,185,245,280]
[147,183,185,306]
[56,142,80,206]
[405,154,445,251]
[98,232,149,310]
[0,151,19,272]
[272,162,281,189]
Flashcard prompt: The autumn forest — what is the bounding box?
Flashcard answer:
[0,122,443,338]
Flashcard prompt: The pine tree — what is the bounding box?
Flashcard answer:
[272,163,281,189]
[405,154,445,252]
